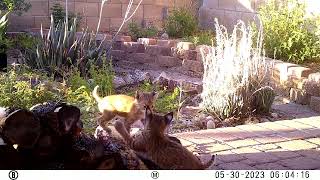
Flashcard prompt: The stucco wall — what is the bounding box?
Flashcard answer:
[8,0,196,32]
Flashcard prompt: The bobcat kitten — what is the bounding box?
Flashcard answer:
[130,107,215,169]
[92,86,158,141]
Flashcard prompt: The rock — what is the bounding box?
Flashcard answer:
[88,79,95,86]
[182,59,204,73]
[113,76,126,88]
[137,38,157,46]
[179,106,201,117]
[190,94,202,106]
[177,42,196,51]
[155,56,181,68]
[152,72,178,91]
[260,118,270,123]
[206,120,215,129]
[132,69,151,82]
[309,96,320,113]
[0,107,6,121]
[161,32,169,40]
[122,73,135,85]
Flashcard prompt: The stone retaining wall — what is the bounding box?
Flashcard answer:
[269,59,320,113]
[8,0,195,32]
[110,36,205,77]
[110,35,320,113]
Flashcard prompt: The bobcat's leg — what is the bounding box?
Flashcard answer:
[98,111,115,134]
[114,119,132,143]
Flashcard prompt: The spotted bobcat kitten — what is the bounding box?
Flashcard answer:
[130,107,215,169]
[92,86,158,140]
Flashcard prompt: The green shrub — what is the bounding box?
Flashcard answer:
[0,0,31,15]
[128,22,158,41]
[0,67,61,109]
[164,8,198,38]
[89,58,114,97]
[155,87,180,113]
[50,3,82,29]
[256,0,320,63]
[200,19,275,120]
[12,34,39,59]
[184,30,215,46]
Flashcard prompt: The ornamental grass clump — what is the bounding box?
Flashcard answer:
[200,19,275,120]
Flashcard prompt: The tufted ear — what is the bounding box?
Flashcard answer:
[164,112,174,125]
[2,109,41,149]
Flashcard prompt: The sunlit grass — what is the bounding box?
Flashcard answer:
[200,19,275,120]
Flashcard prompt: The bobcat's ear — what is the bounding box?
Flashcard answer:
[164,112,174,125]
[135,91,140,100]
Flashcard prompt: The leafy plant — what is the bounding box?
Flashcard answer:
[89,57,115,97]
[0,0,31,15]
[12,33,39,59]
[256,0,320,63]
[184,30,215,46]
[155,87,180,113]
[164,8,198,38]
[23,16,105,76]
[128,22,158,41]
[200,19,275,120]
[50,3,82,29]
[0,67,61,109]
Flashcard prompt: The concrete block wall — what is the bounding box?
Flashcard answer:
[8,0,196,32]
[199,0,320,31]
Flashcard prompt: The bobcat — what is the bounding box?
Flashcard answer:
[92,86,158,141]
[129,107,215,169]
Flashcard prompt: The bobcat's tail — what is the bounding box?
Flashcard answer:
[92,86,102,102]
[203,154,216,169]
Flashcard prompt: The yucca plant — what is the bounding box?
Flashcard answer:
[23,15,105,76]
[0,11,9,53]
[200,19,275,120]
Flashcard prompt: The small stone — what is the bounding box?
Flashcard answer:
[113,76,126,88]
[0,107,6,121]
[309,96,320,113]
[137,38,157,45]
[260,118,270,123]
[206,120,215,129]
[88,79,95,86]
[122,73,135,85]
[161,32,169,40]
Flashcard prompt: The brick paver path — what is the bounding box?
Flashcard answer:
[173,116,320,170]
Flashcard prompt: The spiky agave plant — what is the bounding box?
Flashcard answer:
[200,19,275,120]
[23,0,106,76]
[24,15,105,76]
